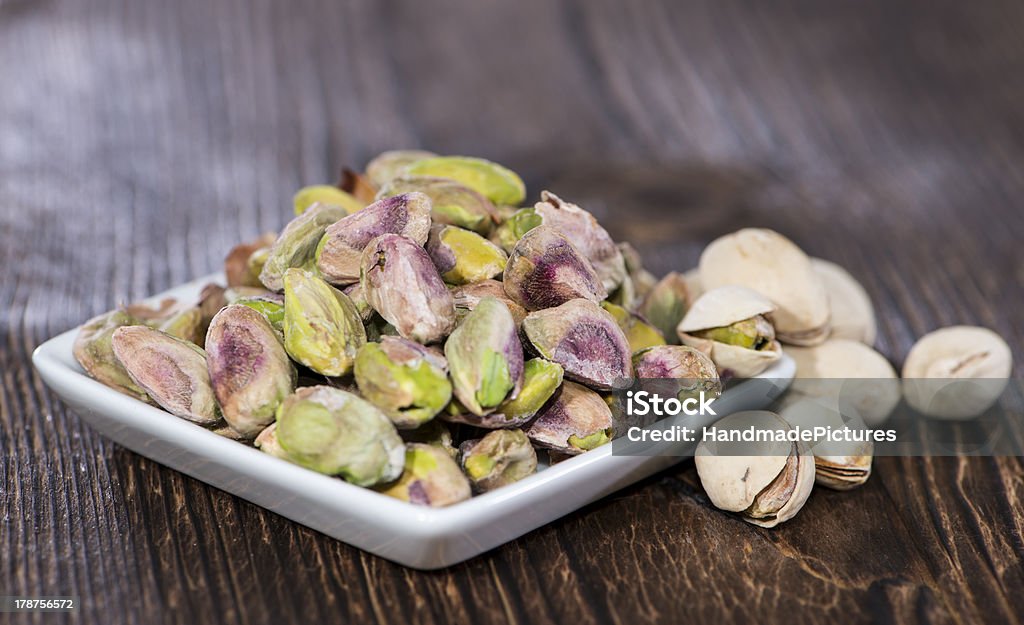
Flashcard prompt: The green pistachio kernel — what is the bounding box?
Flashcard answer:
[491,207,542,253]
[692,315,775,350]
[402,156,526,206]
[293,185,364,215]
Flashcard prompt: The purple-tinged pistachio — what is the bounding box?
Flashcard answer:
[378,177,497,235]
[378,443,471,507]
[233,292,285,336]
[342,282,373,321]
[260,203,350,291]
[400,420,457,458]
[402,156,526,206]
[522,299,632,390]
[490,207,542,253]
[225,232,277,287]
[601,301,666,353]
[459,429,537,492]
[339,168,378,204]
[426,225,508,285]
[111,325,220,425]
[526,381,613,455]
[73,310,151,402]
[445,358,564,429]
[316,192,432,286]
[637,272,690,344]
[632,345,723,404]
[206,305,297,437]
[354,336,452,429]
[445,297,525,416]
[365,149,438,188]
[533,192,626,292]
[361,234,456,344]
[282,268,366,376]
[254,422,293,461]
[503,226,607,311]
[451,280,527,326]
[293,185,364,216]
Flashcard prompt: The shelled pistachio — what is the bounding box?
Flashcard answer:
[260,203,349,291]
[73,310,151,402]
[503,226,606,311]
[293,185,364,216]
[445,297,524,416]
[377,177,496,235]
[354,336,452,429]
[378,443,471,507]
[525,381,614,455]
[282,268,366,376]
[401,155,526,206]
[365,149,438,188]
[426,224,508,285]
[459,429,538,492]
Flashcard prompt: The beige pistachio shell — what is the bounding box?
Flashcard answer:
[680,336,783,379]
[902,326,1012,420]
[780,399,872,490]
[811,258,877,345]
[699,228,829,346]
[677,286,781,378]
[682,267,703,301]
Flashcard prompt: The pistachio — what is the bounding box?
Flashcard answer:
[700,228,830,346]
[619,242,658,305]
[491,207,543,253]
[378,443,472,507]
[601,301,666,353]
[443,358,563,428]
[425,224,508,285]
[525,381,614,455]
[459,429,538,492]
[677,286,783,378]
[902,326,1012,420]
[532,192,626,293]
[232,292,285,336]
[445,297,525,416]
[354,336,452,429]
[378,177,496,235]
[503,226,607,311]
[400,420,457,458]
[206,305,297,437]
[342,282,374,321]
[275,385,405,486]
[522,299,632,390]
[780,399,872,490]
[224,232,277,287]
[360,233,457,344]
[682,267,703,301]
[282,268,366,376]
[293,185,364,215]
[694,411,815,527]
[451,279,528,326]
[402,155,526,206]
[365,149,438,188]
[111,325,220,425]
[316,192,432,286]
[254,422,294,461]
[73,310,151,402]
[260,203,350,291]
[811,258,877,345]
[637,272,689,344]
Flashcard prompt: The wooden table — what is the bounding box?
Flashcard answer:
[2,1,1022,623]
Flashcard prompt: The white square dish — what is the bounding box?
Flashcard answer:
[33,273,795,570]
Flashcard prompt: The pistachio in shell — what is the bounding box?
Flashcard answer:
[293,185,364,215]
[522,299,632,390]
[259,203,350,291]
[444,297,525,416]
[426,224,508,285]
[451,279,527,326]
[378,443,471,507]
[503,226,607,311]
[677,285,783,378]
[206,305,297,437]
[780,399,872,490]
[525,381,614,455]
[73,310,151,402]
[811,258,877,345]
[901,326,1012,420]
[354,336,452,429]
[377,177,496,235]
[315,192,432,286]
[225,232,277,287]
[601,301,666,353]
[459,429,538,492]
[110,325,220,425]
[694,411,815,527]
[282,268,366,376]
[699,228,830,346]
[443,357,563,428]
[274,385,405,486]
[360,233,457,344]
[402,155,526,206]
[532,191,626,293]
[365,149,438,188]
[637,272,690,344]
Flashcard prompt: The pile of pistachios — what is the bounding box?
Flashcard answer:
[73,150,1013,522]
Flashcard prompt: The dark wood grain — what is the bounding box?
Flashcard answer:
[2,0,1023,623]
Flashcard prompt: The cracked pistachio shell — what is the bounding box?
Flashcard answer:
[637,272,690,345]
[342,282,374,321]
[503,226,607,311]
[700,229,830,346]
[379,443,472,507]
[260,203,350,291]
[402,156,526,206]
[111,326,220,425]
[233,293,285,335]
[601,301,666,353]
[443,358,563,428]
[451,280,527,326]
[400,420,457,458]
[525,381,614,455]
[254,422,294,461]
[354,336,452,429]
[378,177,497,235]
[632,345,723,403]
[491,207,542,253]
[73,310,151,402]
[316,192,433,286]
[811,258,877,345]
[360,234,457,344]
[459,429,538,492]
[780,399,872,490]
[533,191,626,293]
[677,286,782,378]
[206,305,297,437]
[901,326,1012,420]
[282,268,366,376]
[365,149,438,188]
[445,297,525,416]
[293,185,364,216]
[522,299,632,390]
[275,385,405,485]
[225,232,277,287]
[426,224,508,285]
[695,411,815,527]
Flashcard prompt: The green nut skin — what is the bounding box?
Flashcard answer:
[691,315,776,350]
[400,420,457,459]
[233,293,286,335]
[490,207,542,253]
[444,297,525,416]
[73,310,152,403]
[260,203,350,291]
[377,177,497,235]
[293,185,364,215]
[525,381,613,455]
[401,156,526,206]
[444,358,564,429]
[459,429,538,493]
[283,268,367,376]
[426,225,508,285]
[601,301,667,353]
[378,443,472,507]
[354,336,452,429]
[275,385,405,486]
[637,272,690,344]
[365,149,438,188]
